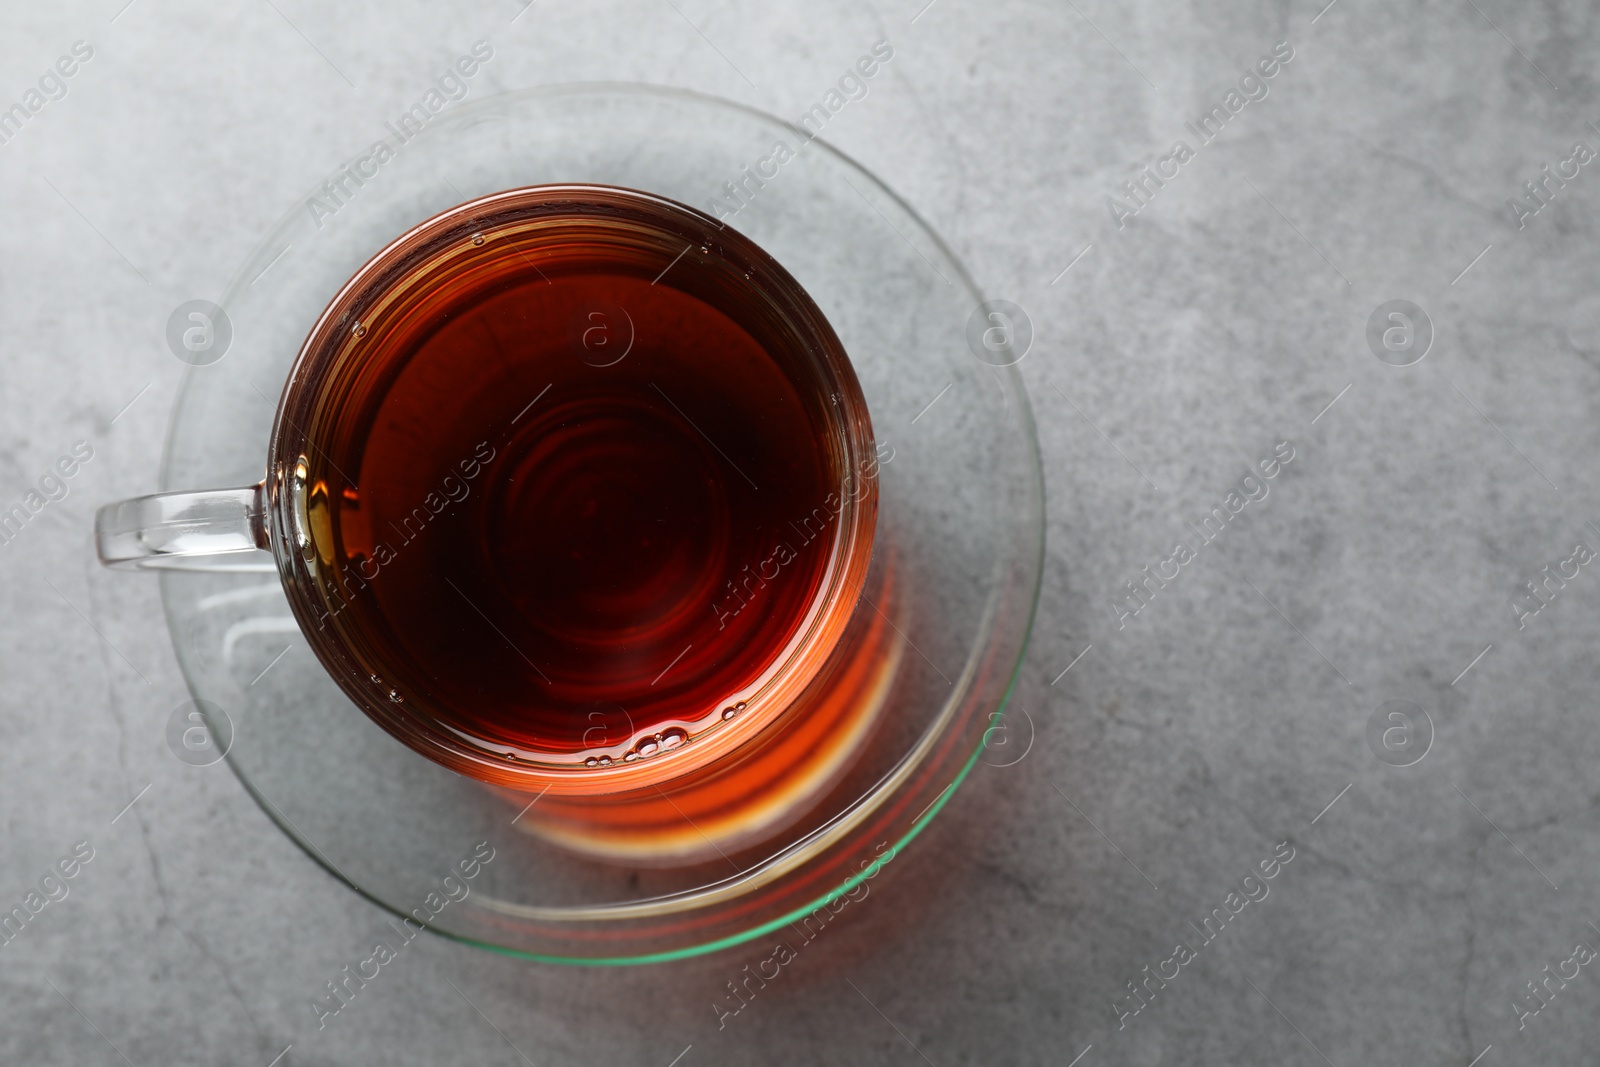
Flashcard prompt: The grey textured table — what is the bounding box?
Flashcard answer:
[4,1,1599,1064]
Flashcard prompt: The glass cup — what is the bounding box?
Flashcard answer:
[100,84,1043,963]
[97,185,886,812]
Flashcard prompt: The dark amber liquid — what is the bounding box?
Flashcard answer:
[297,195,859,769]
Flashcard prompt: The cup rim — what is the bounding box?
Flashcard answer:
[259,182,882,793]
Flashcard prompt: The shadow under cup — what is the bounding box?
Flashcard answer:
[269,186,891,861]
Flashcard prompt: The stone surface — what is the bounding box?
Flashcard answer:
[2,0,1599,1064]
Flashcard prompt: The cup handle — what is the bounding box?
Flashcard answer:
[95,483,274,571]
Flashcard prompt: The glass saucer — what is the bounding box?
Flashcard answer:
[158,83,1043,963]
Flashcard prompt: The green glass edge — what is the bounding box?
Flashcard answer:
[441,705,998,966]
